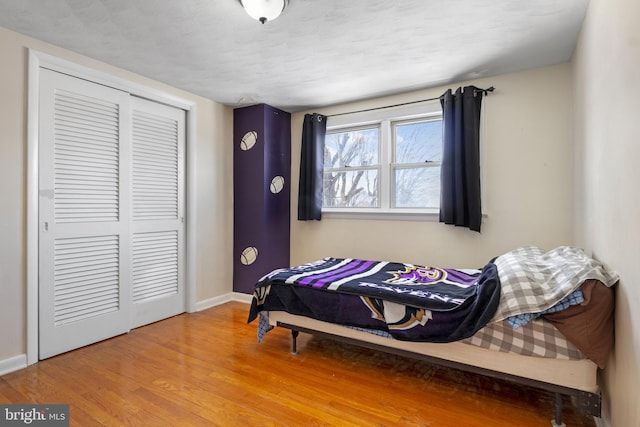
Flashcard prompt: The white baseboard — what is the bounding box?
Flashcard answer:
[231,292,253,304]
[195,292,252,311]
[195,293,232,311]
[594,416,606,427]
[0,354,27,376]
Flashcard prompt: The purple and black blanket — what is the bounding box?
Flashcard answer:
[247,257,500,343]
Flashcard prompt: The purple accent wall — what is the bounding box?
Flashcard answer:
[233,104,291,294]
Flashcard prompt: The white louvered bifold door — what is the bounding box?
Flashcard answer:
[38,71,186,359]
[129,97,185,329]
[39,69,132,359]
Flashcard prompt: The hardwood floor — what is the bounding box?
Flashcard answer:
[1,302,596,426]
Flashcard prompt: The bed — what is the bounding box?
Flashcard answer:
[247,246,618,426]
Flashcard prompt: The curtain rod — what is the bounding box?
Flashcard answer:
[327,86,494,118]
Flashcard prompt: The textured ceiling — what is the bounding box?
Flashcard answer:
[0,0,589,112]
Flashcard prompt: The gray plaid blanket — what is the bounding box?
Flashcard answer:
[491,246,619,322]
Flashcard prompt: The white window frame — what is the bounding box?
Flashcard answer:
[391,116,443,209]
[323,101,442,221]
[323,123,383,208]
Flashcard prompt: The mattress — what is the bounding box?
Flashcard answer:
[462,316,584,360]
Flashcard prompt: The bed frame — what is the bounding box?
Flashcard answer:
[267,311,601,427]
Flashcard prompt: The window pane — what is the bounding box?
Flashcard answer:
[395,120,442,164]
[394,167,440,208]
[324,127,379,168]
[323,169,378,207]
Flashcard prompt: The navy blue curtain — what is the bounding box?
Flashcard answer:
[439,86,486,232]
[298,113,327,221]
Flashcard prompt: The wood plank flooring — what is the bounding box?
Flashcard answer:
[0,302,596,426]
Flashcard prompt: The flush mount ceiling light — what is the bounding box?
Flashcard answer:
[240,0,288,24]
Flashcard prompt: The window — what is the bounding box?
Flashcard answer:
[323,125,380,208]
[322,104,442,217]
[392,118,442,208]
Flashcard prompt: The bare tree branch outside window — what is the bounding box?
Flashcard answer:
[323,127,379,207]
[323,116,443,210]
[394,119,442,208]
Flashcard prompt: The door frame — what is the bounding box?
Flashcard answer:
[26,49,198,365]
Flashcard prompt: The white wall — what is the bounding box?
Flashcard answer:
[572,0,640,425]
[290,64,575,268]
[0,26,233,365]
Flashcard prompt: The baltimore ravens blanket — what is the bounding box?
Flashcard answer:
[247,257,501,343]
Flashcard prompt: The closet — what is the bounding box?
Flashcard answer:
[38,69,185,359]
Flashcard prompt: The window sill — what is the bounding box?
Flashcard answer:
[321,208,440,222]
